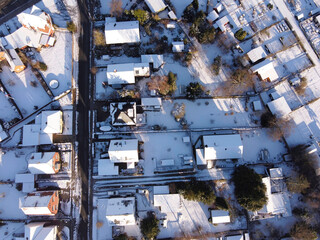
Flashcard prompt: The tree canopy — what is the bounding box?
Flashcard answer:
[232,165,267,211]
[140,212,160,240]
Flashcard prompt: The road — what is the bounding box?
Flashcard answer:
[76,0,91,239]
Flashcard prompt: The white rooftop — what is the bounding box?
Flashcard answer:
[203,134,243,160]
[105,197,136,226]
[215,16,229,32]
[211,210,231,224]
[22,125,53,146]
[39,111,63,134]
[108,139,139,164]
[267,96,292,118]
[25,222,57,240]
[98,159,119,176]
[107,63,149,85]
[172,42,184,52]
[247,46,267,63]
[141,97,162,107]
[251,59,279,82]
[28,152,57,175]
[144,0,166,13]
[270,168,283,179]
[141,54,164,68]
[207,10,219,23]
[20,191,56,215]
[154,194,181,213]
[196,148,206,165]
[105,21,140,45]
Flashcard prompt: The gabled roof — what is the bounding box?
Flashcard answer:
[20,191,57,215]
[203,134,243,160]
[105,21,140,44]
[22,124,53,146]
[144,0,166,13]
[39,111,63,134]
[251,59,279,82]
[211,210,231,224]
[247,46,267,63]
[25,222,57,240]
[28,152,57,174]
[207,10,219,23]
[267,96,291,118]
[108,139,139,163]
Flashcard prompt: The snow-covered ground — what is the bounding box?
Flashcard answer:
[0,66,51,117]
[0,91,21,124]
[0,184,26,219]
[37,30,73,96]
[0,222,24,239]
[98,0,135,15]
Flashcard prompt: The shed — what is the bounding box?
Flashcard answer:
[247,46,267,63]
[144,0,166,13]
[104,21,140,45]
[211,210,231,224]
[267,96,292,118]
[172,42,184,52]
[270,168,283,179]
[295,12,304,20]
[253,100,262,111]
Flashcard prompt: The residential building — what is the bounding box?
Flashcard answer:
[214,16,229,32]
[105,20,140,45]
[19,191,59,216]
[98,159,119,176]
[141,54,164,69]
[110,102,137,126]
[144,0,166,13]
[211,210,231,224]
[107,63,150,86]
[207,10,219,23]
[28,152,61,174]
[106,197,136,226]
[251,59,279,82]
[267,96,292,118]
[247,46,267,64]
[108,139,139,168]
[24,222,58,240]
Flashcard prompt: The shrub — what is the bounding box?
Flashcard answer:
[147,72,177,96]
[290,222,317,240]
[110,0,123,17]
[140,212,160,240]
[286,174,310,194]
[182,0,199,22]
[186,82,204,100]
[232,165,267,211]
[267,3,273,10]
[189,11,216,43]
[132,9,149,24]
[39,62,47,71]
[67,21,77,33]
[176,179,216,205]
[212,55,222,75]
[215,197,229,210]
[295,77,307,95]
[93,29,106,46]
[231,68,253,87]
[185,52,193,64]
[234,28,247,41]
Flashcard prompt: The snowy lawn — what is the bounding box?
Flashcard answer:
[272,81,302,110]
[95,69,115,100]
[299,67,320,103]
[0,91,21,123]
[0,148,33,181]
[134,132,193,176]
[146,98,257,130]
[0,184,26,219]
[37,30,73,96]
[0,222,24,239]
[99,0,135,14]
[0,66,51,117]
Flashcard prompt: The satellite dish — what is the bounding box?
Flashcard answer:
[49,79,59,89]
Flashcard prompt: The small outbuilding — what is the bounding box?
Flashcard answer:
[211,210,231,224]
[172,42,184,52]
[267,96,292,118]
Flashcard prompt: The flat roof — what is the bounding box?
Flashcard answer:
[106,197,135,216]
[98,159,119,176]
[211,210,231,224]
[107,63,135,85]
[108,139,139,163]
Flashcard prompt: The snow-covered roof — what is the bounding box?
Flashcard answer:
[144,0,166,13]
[215,16,229,32]
[251,59,279,82]
[25,222,57,240]
[20,191,56,215]
[3,26,42,49]
[267,96,292,118]
[211,210,231,224]
[15,174,35,183]
[270,168,283,179]
[172,42,184,52]
[289,77,300,86]
[141,97,162,107]
[106,197,136,225]
[226,235,244,240]
[110,102,137,126]
[203,134,243,160]
[214,3,224,13]
[0,123,8,142]
[207,10,219,23]
[168,11,177,20]
[4,49,24,72]
[22,124,53,146]
[108,139,139,164]
[253,100,262,111]
[28,152,57,174]
[39,111,63,134]
[153,185,169,195]
[98,159,119,176]
[105,21,140,45]
[316,15,320,23]
[141,54,164,68]
[247,46,267,63]
[154,194,181,213]
[196,148,206,165]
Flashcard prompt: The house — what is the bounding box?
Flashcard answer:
[214,16,229,32]
[22,110,63,146]
[19,191,59,216]
[211,210,231,224]
[251,59,279,82]
[106,197,136,226]
[144,0,166,13]
[108,139,139,168]
[98,159,119,176]
[15,173,36,193]
[28,152,61,174]
[141,54,164,69]
[17,6,55,36]
[172,42,184,52]
[214,3,224,13]
[110,102,137,126]
[153,194,181,213]
[107,63,150,86]
[24,222,57,240]
[257,177,291,217]
[267,96,292,118]
[196,135,243,167]
[207,10,219,23]
[247,46,267,64]
[0,48,26,73]
[105,20,140,45]
[141,97,162,111]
